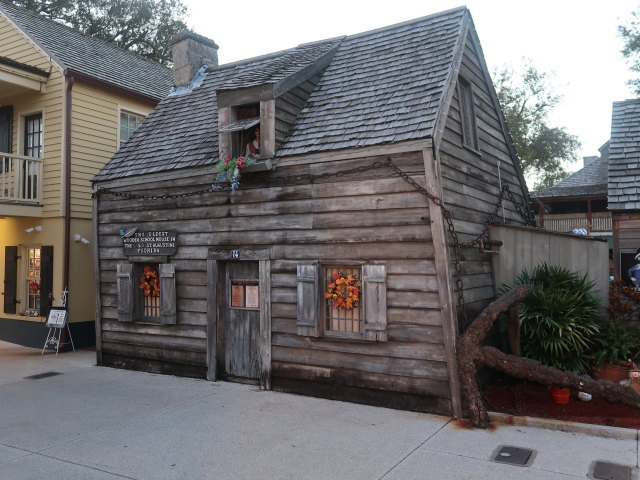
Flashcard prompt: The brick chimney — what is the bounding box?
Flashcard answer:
[171,31,219,87]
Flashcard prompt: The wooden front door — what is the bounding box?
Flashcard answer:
[224,262,260,380]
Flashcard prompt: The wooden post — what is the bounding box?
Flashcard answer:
[423,147,463,419]
[92,186,102,365]
[206,259,218,381]
[259,259,272,390]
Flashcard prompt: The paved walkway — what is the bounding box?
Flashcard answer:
[0,341,638,479]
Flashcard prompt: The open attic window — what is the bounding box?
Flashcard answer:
[218,103,262,158]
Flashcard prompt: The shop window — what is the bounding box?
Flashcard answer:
[119,111,145,147]
[25,247,41,311]
[3,245,52,317]
[117,262,176,324]
[296,263,387,341]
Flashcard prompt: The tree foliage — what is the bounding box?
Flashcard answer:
[11,0,188,65]
[620,10,640,95]
[494,63,580,189]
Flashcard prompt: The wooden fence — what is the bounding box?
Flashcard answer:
[490,224,609,304]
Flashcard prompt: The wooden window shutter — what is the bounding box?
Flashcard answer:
[159,263,177,324]
[3,246,18,314]
[39,246,54,317]
[116,263,133,322]
[296,264,321,337]
[362,264,388,342]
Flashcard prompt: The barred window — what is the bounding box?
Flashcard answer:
[324,266,362,336]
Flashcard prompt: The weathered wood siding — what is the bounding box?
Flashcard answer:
[491,225,609,303]
[96,151,453,414]
[438,36,529,328]
[274,75,320,149]
[0,15,64,216]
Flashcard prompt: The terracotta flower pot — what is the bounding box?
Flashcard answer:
[549,386,570,404]
[593,362,631,383]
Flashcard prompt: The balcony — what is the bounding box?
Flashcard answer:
[0,153,42,204]
[536,212,612,234]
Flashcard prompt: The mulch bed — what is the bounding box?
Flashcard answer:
[483,379,640,429]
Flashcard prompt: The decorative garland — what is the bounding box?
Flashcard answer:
[213,156,256,193]
[325,271,361,310]
[139,265,160,297]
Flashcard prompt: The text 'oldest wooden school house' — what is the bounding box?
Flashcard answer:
[92,7,534,417]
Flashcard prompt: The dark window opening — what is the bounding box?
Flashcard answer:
[458,78,479,151]
[24,113,42,158]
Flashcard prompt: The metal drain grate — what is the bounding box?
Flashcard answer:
[24,371,62,380]
[593,461,632,480]
[492,445,534,467]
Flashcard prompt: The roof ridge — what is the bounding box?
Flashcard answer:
[210,38,342,72]
[0,0,169,71]
[343,5,467,41]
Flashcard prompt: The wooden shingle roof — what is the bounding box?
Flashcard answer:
[609,99,640,210]
[94,7,469,182]
[0,0,172,101]
[532,156,609,200]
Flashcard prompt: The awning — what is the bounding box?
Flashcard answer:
[219,117,260,133]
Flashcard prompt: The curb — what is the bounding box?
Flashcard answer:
[489,412,639,440]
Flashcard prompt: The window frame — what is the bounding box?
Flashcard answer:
[322,264,364,340]
[296,262,387,342]
[457,77,480,153]
[118,109,146,148]
[22,112,43,158]
[116,261,176,324]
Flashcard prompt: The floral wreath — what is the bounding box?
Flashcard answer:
[139,265,160,297]
[213,155,256,193]
[325,271,361,310]
[29,281,40,293]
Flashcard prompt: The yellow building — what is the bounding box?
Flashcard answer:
[0,1,172,347]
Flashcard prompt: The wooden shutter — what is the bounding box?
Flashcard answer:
[296,264,321,337]
[116,263,133,322]
[159,263,177,324]
[39,246,54,317]
[3,246,18,314]
[362,264,387,342]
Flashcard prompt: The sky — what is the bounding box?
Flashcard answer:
[181,0,636,172]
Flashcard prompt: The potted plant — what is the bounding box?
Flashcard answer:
[503,264,602,402]
[590,280,640,382]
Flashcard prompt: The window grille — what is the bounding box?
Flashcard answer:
[26,247,40,310]
[325,266,362,334]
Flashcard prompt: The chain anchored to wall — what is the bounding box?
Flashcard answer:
[93,156,533,323]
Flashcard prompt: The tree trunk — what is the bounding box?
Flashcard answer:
[458,286,640,428]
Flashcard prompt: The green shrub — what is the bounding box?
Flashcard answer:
[504,263,602,374]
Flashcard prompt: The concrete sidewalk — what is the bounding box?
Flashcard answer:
[0,341,638,480]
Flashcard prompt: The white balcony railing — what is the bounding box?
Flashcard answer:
[0,153,42,203]
[536,212,612,234]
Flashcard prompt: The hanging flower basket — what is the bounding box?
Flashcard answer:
[213,155,256,193]
[325,271,361,310]
[139,266,160,297]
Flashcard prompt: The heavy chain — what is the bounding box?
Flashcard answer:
[94,156,532,325]
[387,157,532,325]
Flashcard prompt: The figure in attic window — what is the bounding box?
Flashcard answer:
[245,127,260,157]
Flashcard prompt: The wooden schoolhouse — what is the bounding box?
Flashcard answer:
[92,8,533,417]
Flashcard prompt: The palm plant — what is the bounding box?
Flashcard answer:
[504,264,602,374]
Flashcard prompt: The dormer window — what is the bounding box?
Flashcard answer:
[218,103,263,158]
